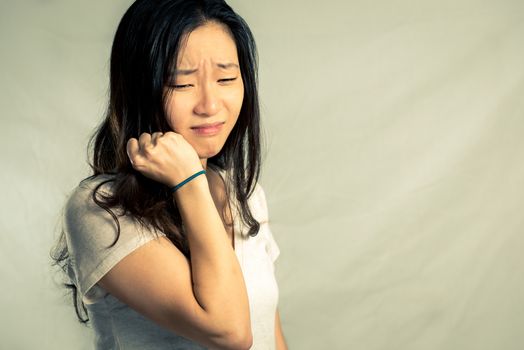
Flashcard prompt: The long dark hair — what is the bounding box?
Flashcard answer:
[50,0,263,324]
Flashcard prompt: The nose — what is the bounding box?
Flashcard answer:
[193,82,220,116]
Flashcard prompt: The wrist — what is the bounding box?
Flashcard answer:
[171,176,210,206]
[171,170,208,196]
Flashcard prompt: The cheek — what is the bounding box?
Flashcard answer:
[228,86,244,114]
[165,96,191,129]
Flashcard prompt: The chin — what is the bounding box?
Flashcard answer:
[196,142,224,159]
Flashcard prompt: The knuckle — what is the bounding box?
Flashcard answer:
[129,156,140,168]
[127,138,137,148]
[164,131,178,138]
[142,145,152,154]
[138,133,150,141]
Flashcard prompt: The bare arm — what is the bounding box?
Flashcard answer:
[174,175,252,341]
[275,308,288,350]
[96,132,252,350]
[98,175,252,350]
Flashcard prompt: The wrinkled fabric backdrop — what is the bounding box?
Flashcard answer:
[1,0,523,349]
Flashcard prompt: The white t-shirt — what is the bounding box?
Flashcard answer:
[62,171,281,349]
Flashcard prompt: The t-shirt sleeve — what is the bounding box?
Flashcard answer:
[63,178,165,304]
[255,183,281,264]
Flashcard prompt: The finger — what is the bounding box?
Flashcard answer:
[126,138,140,164]
[151,132,163,146]
[163,131,179,139]
[138,133,152,151]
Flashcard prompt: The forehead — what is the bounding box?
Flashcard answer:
[176,21,239,68]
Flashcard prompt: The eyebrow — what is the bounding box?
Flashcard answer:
[174,63,239,76]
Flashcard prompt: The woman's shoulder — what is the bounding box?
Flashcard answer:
[65,173,117,213]
[62,173,148,247]
[78,173,117,192]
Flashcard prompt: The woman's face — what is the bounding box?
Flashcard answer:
[164,21,244,167]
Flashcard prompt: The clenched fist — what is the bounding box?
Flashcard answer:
[126,131,204,188]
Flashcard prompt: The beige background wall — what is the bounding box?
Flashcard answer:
[1,0,523,349]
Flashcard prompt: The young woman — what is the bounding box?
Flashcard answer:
[50,0,287,349]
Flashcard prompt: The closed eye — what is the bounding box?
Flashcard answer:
[218,77,237,83]
[170,77,237,89]
[172,84,193,89]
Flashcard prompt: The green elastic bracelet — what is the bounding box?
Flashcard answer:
[171,170,206,193]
